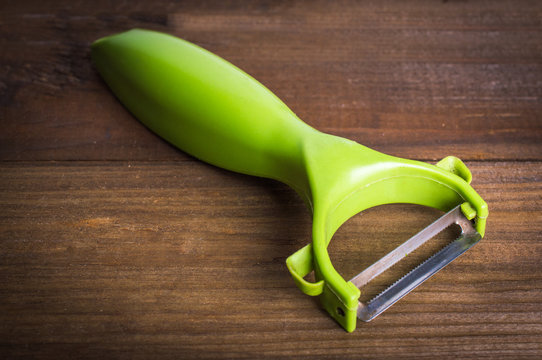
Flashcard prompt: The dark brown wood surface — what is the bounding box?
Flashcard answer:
[1,1,541,358]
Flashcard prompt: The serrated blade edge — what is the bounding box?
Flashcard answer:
[357,230,481,322]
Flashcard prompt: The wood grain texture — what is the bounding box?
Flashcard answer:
[1,162,541,359]
[1,0,542,359]
[1,0,541,161]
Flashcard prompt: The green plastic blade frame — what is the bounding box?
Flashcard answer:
[91,29,488,332]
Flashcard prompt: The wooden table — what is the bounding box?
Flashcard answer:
[1,1,541,358]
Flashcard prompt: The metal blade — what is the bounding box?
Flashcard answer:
[350,205,481,322]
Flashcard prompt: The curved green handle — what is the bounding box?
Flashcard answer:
[92,29,315,200]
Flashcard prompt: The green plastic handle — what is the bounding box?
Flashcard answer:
[92,29,315,203]
[92,29,488,332]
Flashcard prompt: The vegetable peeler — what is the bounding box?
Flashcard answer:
[91,29,488,332]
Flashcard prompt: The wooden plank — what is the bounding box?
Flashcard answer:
[1,161,540,358]
[1,0,541,161]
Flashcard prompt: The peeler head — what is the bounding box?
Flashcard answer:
[286,133,488,332]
